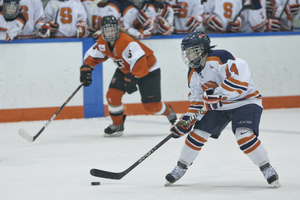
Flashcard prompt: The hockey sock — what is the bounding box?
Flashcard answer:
[235,127,270,166]
[106,88,125,126]
[178,129,211,166]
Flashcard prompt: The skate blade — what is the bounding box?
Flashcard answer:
[104,131,123,137]
[164,181,173,187]
[271,180,281,188]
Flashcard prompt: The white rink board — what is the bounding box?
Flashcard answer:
[0,42,83,109]
[1,34,300,109]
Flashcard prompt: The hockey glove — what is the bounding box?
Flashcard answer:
[171,4,181,15]
[203,91,224,111]
[204,14,223,33]
[285,3,300,19]
[170,115,196,139]
[157,16,173,35]
[37,23,51,38]
[80,65,94,86]
[124,74,138,94]
[137,21,154,39]
[77,22,89,38]
[137,10,152,28]
[92,30,102,41]
[227,16,242,33]
[185,15,202,32]
[48,20,59,34]
[266,0,276,17]
[265,19,282,32]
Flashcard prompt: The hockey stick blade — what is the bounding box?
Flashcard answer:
[90,168,125,180]
[18,128,34,142]
[90,134,173,180]
[18,83,84,142]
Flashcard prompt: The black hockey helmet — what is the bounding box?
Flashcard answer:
[181,30,215,68]
[100,15,120,42]
[3,0,20,20]
[129,0,144,9]
[153,0,166,9]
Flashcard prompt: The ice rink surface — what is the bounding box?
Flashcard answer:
[1,108,300,200]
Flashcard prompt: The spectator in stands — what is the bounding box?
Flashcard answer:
[44,0,89,38]
[17,0,51,39]
[121,0,156,39]
[151,0,174,35]
[168,0,204,34]
[0,0,27,41]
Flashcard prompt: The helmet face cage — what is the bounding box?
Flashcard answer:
[181,30,213,68]
[129,0,144,8]
[3,0,20,19]
[102,24,119,42]
[100,16,120,42]
[181,45,202,68]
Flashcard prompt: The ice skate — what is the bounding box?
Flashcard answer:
[166,105,177,125]
[104,115,126,137]
[165,161,187,186]
[260,163,281,188]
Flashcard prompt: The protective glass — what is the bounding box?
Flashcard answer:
[3,2,20,19]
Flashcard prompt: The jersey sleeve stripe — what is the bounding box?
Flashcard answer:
[243,90,262,99]
[224,79,248,91]
[221,82,243,94]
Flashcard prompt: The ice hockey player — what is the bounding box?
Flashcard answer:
[121,0,156,39]
[80,15,177,137]
[151,0,174,35]
[0,0,26,41]
[165,30,280,188]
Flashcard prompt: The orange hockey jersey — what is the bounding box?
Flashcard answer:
[84,32,159,78]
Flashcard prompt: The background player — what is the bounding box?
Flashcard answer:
[82,0,122,39]
[44,0,89,38]
[0,0,26,41]
[17,0,50,39]
[121,0,156,39]
[168,0,204,34]
[165,30,280,188]
[202,0,244,33]
[151,0,174,35]
[80,15,177,137]
[266,0,300,31]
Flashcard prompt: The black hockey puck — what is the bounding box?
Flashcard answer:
[91,181,100,186]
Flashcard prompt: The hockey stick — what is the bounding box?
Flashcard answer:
[232,0,262,22]
[50,1,59,38]
[18,82,85,142]
[279,0,290,20]
[90,107,206,180]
